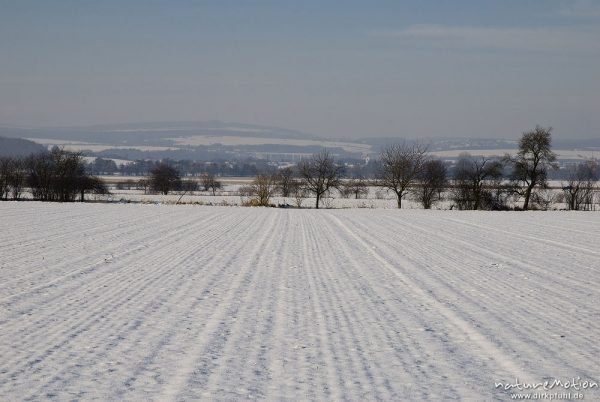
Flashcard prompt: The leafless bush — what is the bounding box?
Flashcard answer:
[374,189,386,200]
[414,159,447,209]
[562,160,598,211]
[291,179,307,208]
[275,167,295,197]
[340,178,368,199]
[532,189,558,211]
[249,174,278,206]
[201,173,222,196]
[137,179,150,194]
[24,148,105,202]
[451,154,503,210]
[239,185,255,205]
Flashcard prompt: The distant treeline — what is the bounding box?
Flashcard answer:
[0,148,107,202]
[2,127,599,209]
[87,156,381,178]
[124,127,600,211]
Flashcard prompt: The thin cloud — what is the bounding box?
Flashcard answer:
[372,24,600,53]
[556,0,600,18]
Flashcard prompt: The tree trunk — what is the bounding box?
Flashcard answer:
[396,192,402,209]
[523,186,532,210]
[315,193,320,209]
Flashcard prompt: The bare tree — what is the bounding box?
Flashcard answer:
[506,126,557,210]
[298,150,342,209]
[23,148,102,202]
[51,148,86,202]
[562,160,598,211]
[275,167,295,197]
[150,162,181,195]
[137,178,150,194]
[415,159,447,209]
[201,173,222,196]
[340,177,369,199]
[451,154,503,210]
[379,143,428,208]
[249,174,278,206]
[8,158,26,200]
[26,152,55,201]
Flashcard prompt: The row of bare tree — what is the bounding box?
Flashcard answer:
[0,148,108,202]
[6,126,596,210]
[375,126,596,211]
[237,126,598,210]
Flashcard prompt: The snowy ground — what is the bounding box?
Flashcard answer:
[0,203,599,401]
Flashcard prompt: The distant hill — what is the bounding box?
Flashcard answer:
[0,137,46,157]
[0,121,321,146]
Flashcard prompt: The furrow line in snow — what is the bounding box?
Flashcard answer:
[0,204,172,258]
[0,209,226,304]
[300,212,346,401]
[384,213,599,297]
[157,212,280,401]
[338,213,600,377]
[443,217,600,258]
[105,212,266,400]
[318,213,473,399]
[1,210,236,393]
[325,212,534,384]
[197,213,288,400]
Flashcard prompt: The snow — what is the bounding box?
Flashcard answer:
[169,135,372,154]
[0,203,599,401]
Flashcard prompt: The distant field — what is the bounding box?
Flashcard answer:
[26,138,178,152]
[168,135,373,154]
[431,148,599,160]
[1,203,598,400]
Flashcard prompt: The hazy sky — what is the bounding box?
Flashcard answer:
[1,0,600,139]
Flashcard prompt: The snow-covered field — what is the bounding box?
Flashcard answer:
[1,203,599,401]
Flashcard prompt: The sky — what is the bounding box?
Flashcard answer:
[1,0,599,140]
